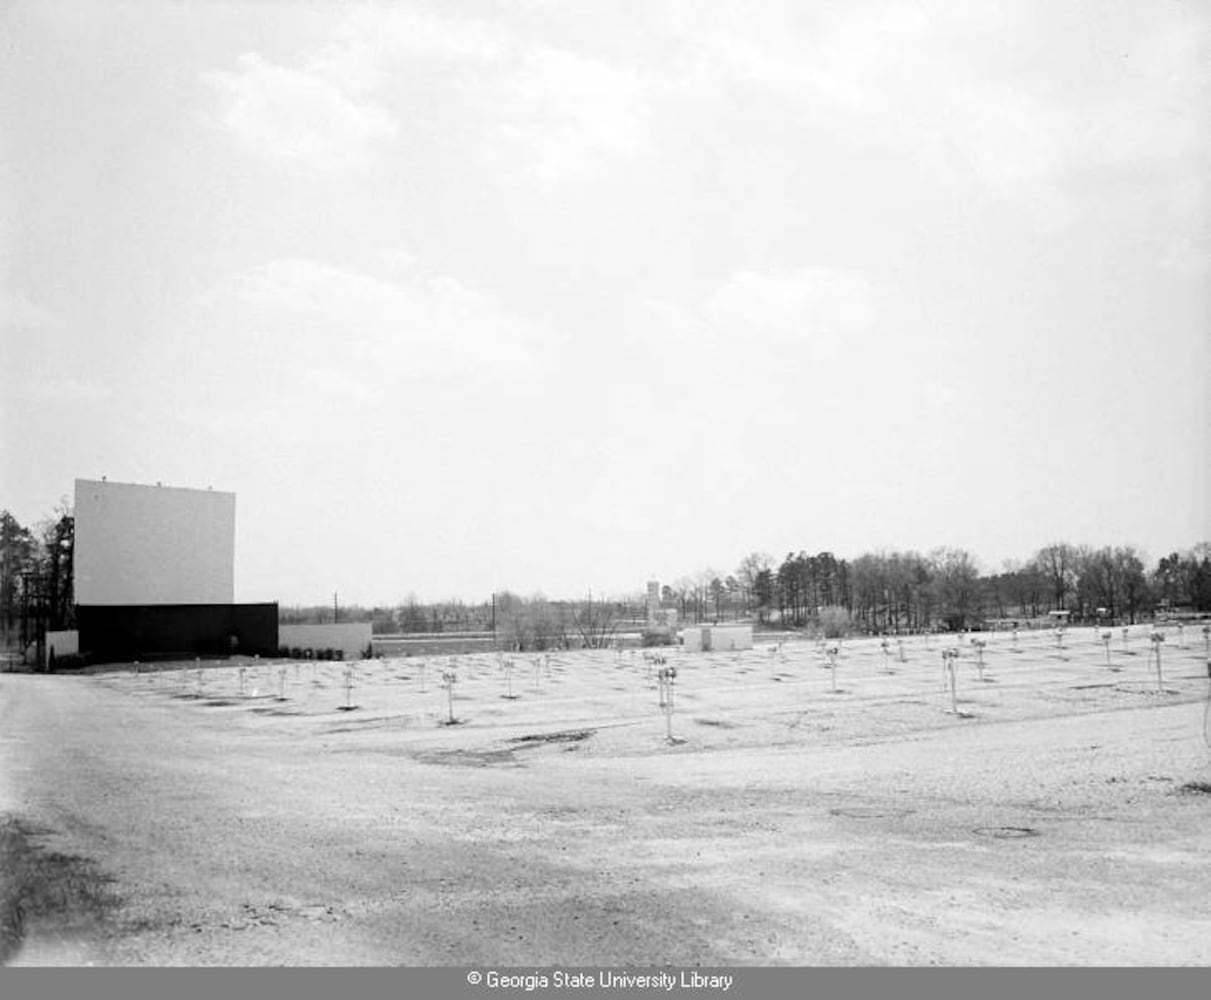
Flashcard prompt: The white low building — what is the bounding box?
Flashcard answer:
[278,622,373,660]
[680,624,753,652]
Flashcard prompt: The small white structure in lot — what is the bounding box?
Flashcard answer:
[45,629,79,666]
[680,624,753,653]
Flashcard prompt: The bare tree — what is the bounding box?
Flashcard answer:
[495,591,569,651]
[709,577,725,621]
[929,547,981,631]
[736,552,773,616]
[1034,542,1078,612]
[570,591,619,649]
[38,502,75,631]
[672,576,694,623]
[1,511,37,647]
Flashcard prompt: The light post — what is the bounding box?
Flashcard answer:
[826,642,840,693]
[1149,629,1165,692]
[658,664,677,743]
[441,668,458,724]
[971,637,987,681]
[942,647,960,714]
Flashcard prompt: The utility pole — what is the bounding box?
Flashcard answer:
[333,591,338,624]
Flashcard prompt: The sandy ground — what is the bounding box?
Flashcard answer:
[1,625,1209,966]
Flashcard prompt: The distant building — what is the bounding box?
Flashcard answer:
[681,624,753,653]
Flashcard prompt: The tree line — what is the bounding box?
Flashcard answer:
[668,541,1210,633]
[3,502,1208,651]
[308,540,1209,646]
[1,504,75,646]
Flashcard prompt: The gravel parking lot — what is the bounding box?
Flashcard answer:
[2,626,1209,966]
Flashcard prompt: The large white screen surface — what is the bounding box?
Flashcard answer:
[74,479,235,606]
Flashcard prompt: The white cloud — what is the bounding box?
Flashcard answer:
[639,266,881,417]
[200,8,660,185]
[194,3,1208,195]
[202,52,397,169]
[190,256,543,388]
[1158,235,1211,276]
[168,256,550,453]
[301,6,509,100]
[482,44,651,183]
[1087,17,1209,170]
[702,267,876,345]
[663,1,1209,205]
[297,366,382,405]
[20,378,113,403]
[0,290,55,330]
[300,6,653,184]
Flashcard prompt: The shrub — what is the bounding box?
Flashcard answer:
[818,605,852,639]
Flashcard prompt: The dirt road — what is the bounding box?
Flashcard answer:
[2,635,1209,966]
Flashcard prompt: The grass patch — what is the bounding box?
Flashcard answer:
[416,748,517,767]
[0,816,120,965]
[972,826,1040,839]
[509,729,595,746]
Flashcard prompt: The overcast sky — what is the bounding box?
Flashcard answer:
[2,0,1208,606]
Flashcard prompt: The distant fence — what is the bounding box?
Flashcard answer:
[370,630,664,657]
[372,635,498,657]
